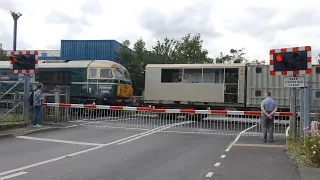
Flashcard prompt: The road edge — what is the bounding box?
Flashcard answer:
[0,126,65,140]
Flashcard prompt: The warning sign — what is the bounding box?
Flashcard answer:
[283,77,305,88]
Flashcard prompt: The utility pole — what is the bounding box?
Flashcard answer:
[10,11,22,51]
[10,11,30,123]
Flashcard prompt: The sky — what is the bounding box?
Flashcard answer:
[0,0,320,63]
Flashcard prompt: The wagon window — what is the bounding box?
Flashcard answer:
[256,67,262,73]
[161,69,182,83]
[100,69,113,78]
[316,67,320,74]
[90,69,97,78]
[225,68,238,83]
[183,69,202,83]
[255,90,262,96]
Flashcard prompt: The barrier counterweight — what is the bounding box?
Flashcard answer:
[40,103,300,136]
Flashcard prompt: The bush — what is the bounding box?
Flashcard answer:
[304,134,320,167]
[287,130,320,168]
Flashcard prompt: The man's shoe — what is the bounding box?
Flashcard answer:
[262,139,267,143]
[269,139,274,143]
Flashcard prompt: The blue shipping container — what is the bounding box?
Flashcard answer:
[60,40,122,61]
[38,56,61,60]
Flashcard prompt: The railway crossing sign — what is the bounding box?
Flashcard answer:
[269,46,312,76]
[9,50,38,74]
[283,76,305,88]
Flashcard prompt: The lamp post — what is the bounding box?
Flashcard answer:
[10,11,22,51]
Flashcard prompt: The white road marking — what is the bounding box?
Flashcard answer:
[206,172,214,177]
[117,121,194,145]
[214,162,221,167]
[15,136,106,146]
[225,124,258,152]
[83,125,150,131]
[220,155,226,159]
[0,123,185,177]
[0,172,28,180]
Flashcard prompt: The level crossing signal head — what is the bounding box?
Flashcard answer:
[269,46,312,76]
[9,51,38,74]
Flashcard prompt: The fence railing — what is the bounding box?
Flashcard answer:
[39,103,302,136]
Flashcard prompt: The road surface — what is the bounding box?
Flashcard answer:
[0,124,237,180]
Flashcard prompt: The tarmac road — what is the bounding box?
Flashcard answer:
[0,124,236,180]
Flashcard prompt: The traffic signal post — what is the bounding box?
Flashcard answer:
[270,46,312,141]
[10,51,38,123]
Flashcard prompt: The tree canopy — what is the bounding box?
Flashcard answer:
[116,33,266,96]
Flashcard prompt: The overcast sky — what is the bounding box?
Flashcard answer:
[0,0,319,63]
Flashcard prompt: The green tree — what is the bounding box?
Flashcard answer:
[174,33,213,64]
[215,48,248,64]
[0,49,8,61]
[115,40,135,69]
[151,37,178,64]
[116,33,216,95]
[250,59,266,65]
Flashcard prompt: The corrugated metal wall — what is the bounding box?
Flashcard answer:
[60,40,122,61]
[246,64,320,109]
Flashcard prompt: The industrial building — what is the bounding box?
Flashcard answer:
[2,40,131,62]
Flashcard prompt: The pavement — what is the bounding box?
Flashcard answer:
[0,122,318,180]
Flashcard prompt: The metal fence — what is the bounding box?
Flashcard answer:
[40,103,296,136]
[298,85,320,136]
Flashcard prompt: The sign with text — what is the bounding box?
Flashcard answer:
[284,77,305,88]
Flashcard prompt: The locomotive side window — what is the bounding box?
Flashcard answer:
[90,69,97,78]
[123,69,131,80]
[114,68,124,79]
[100,69,113,78]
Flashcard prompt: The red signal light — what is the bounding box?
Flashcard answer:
[275,54,283,62]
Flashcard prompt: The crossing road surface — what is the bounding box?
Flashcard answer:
[0,124,238,180]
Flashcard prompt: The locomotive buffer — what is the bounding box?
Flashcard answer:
[269,46,312,140]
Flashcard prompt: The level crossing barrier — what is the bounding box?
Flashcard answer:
[40,103,299,136]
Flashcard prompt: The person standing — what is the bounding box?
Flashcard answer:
[260,91,278,143]
[33,83,45,128]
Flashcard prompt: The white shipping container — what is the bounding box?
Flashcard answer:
[246,64,320,110]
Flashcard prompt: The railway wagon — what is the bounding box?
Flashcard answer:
[144,63,246,110]
[0,60,133,105]
[144,63,320,112]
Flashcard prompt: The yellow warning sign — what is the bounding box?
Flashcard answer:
[240,69,244,75]
[117,84,133,97]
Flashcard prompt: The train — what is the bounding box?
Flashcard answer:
[143,63,320,112]
[0,60,133,105]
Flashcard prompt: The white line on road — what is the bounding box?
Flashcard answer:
[0,172,28,180]
[15,136,106,146]
[117,121,194,145]
[225,124,258,152]
[220,155,226,159]
[214,162,221,167]
[206,172,214,177]
[0,122,188,177]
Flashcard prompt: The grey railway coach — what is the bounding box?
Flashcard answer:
[144,63,320,111]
